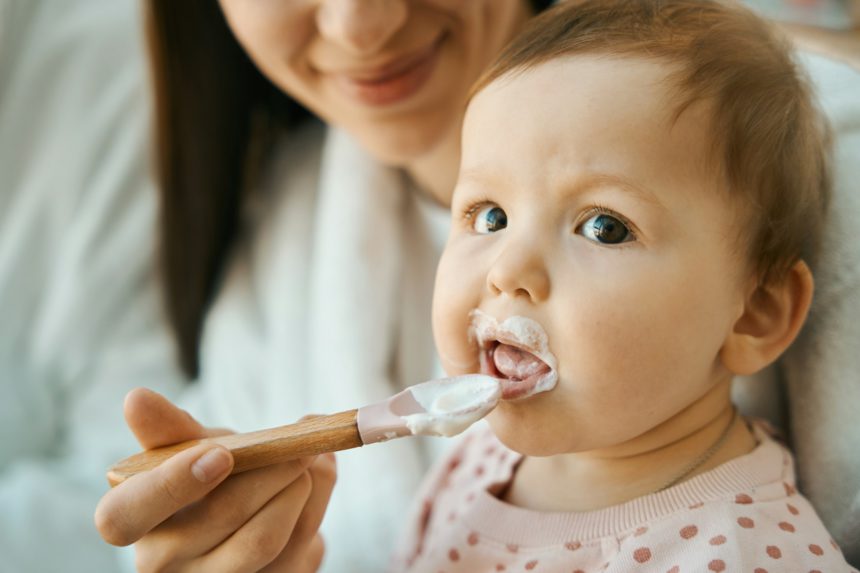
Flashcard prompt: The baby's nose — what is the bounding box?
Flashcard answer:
[486,244,550,303]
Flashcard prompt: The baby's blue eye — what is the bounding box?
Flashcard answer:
[473,205,507,234]
[580,213,632,244]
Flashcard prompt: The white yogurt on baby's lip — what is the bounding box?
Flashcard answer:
[469,309,559,400]
[404,375,501,437]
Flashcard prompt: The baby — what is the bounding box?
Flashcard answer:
[393,1,856,571]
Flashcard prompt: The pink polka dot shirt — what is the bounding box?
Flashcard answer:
[391,421,856,572]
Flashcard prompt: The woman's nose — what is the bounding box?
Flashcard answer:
[486,241,551,303]
[316,0,408,56]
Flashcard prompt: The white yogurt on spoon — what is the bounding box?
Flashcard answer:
[356,374,502,443]
[403,374,501,437]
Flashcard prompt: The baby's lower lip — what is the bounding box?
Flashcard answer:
[499,375,540,401]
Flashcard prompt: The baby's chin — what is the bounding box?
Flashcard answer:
[486,406,573,458]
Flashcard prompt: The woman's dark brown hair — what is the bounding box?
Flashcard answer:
[145,0,555,379]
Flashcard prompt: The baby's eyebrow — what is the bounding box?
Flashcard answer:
[459,167,667,212]
[457,168,499,188]
[569,172,667,211]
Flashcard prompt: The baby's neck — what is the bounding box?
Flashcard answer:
[502,389,758,512]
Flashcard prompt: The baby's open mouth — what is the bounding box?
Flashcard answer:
[482,341,553,400]
[470,310,559,401]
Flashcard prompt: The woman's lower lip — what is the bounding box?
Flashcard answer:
[331,38,443,107]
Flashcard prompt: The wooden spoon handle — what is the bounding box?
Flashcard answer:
[107,409,361,487]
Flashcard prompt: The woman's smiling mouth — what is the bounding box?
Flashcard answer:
[328,33,446,107]
[470,310,558,400]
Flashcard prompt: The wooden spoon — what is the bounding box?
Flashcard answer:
[107,374,500,486]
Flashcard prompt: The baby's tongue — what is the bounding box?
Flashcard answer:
[493,343,550,381]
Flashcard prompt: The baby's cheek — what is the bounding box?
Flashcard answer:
[564,287,719,425]
[432,248,483,375]
[555,296,677,403]
[434,324,479,375]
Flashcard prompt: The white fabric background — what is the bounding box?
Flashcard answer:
[0,0,186,571]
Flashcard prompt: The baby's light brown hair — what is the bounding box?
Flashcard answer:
[472,0,831,285]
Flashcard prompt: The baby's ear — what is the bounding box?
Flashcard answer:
[720,260,814,376]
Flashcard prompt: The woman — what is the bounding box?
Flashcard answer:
[95,2,552,572]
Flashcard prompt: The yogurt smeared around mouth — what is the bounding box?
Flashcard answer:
[403,375,501,437]
[469,310,559,401]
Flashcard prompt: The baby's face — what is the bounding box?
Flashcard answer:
[433,55,751,456]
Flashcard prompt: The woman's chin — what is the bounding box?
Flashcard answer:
[351,114,454,167]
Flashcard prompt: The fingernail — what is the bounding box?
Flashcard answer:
[191,448,231,482]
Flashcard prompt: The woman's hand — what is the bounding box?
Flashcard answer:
[94,388,336,572]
